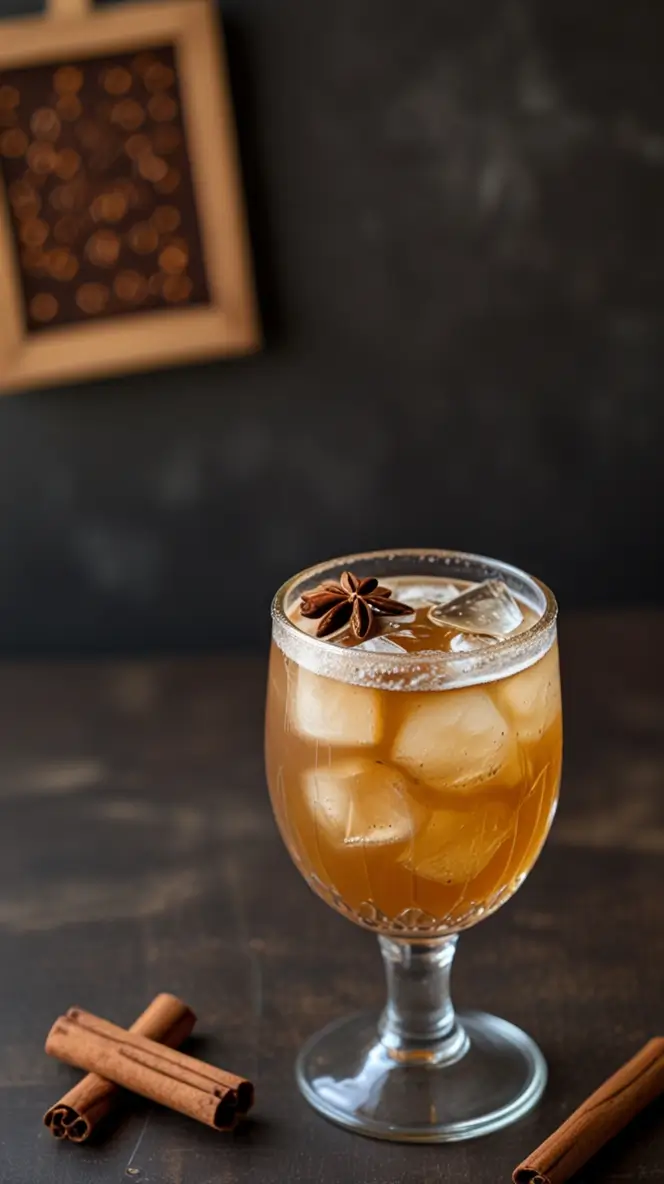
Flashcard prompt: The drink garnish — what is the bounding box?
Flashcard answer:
[299,570,413,640]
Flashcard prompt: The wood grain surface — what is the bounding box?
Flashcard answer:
[0,611,662,1183]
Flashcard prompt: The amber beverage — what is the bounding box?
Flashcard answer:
[265,549,562,1144]
[266,577,561,935]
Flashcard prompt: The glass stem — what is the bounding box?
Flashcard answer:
[378,935,469,1065]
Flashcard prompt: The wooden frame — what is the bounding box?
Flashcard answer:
[0,0,260,393]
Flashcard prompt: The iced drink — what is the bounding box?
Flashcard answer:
[266,575,562,935]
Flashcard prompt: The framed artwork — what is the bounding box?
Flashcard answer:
[0,0,260,393]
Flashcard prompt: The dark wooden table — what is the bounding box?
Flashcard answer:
[1,612,662,1184]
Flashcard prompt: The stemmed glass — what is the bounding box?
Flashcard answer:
[265,549,561,1141]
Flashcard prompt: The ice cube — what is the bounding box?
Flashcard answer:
[400,801,512,884]
[449,632,498,653]
[291,668,382,746]
[395,582,461,610]
[428,579,523,638]
[302,759,420,846]
[497,645,561,742]
[356,636,407,654]
[392,687,515,791]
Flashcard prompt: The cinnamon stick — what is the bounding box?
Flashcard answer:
[513,1037,664,1184]
[44,993,196,1142]
[45,1007,253,1132]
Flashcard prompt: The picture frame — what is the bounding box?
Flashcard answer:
[0,0,260,393]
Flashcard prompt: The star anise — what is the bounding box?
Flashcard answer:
[299,570,413,640]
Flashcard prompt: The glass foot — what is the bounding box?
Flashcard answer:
[296,1009,547,1143]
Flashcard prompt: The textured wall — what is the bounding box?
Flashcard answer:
[0,0,662,652]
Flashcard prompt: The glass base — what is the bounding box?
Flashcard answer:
[296,1009,547,1143]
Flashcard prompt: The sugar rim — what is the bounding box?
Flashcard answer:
[271,548,558,691]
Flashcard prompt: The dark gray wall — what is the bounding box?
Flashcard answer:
[0,0,662,653]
